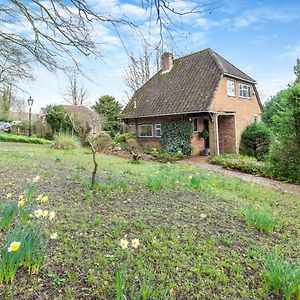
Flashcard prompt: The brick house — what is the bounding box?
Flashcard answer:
[122,48,263,155]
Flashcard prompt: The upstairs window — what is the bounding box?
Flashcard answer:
[155,124,162,137]
[239,84,251,98]
[193,118,198,132]
[138,124,153,137]
[227,80,236,97]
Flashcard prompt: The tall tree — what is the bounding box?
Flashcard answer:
[92,95,123,135]
[64,75,89,106]
[294,59,300,83]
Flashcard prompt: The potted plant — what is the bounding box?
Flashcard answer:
[202,129,209,156]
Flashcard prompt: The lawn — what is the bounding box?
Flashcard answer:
[0,143,299,299]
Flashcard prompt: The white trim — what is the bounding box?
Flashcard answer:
[239,83,251,99]
[226,79,236,97]
[155,123,162,138]
[138,124,153,137]
[224,73,256,84]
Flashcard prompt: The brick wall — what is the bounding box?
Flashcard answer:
[126,114,209,154]
[218,115,236,153]
[210,76,262,151]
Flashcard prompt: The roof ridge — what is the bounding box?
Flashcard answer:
[209,50,255,82]
[207,49,226,73]
[173,48,212,62]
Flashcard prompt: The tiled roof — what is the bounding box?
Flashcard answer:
[122,48,256,118]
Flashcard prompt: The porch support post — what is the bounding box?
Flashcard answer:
[212,113,220,155]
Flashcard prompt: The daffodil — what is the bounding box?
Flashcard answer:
[37,194,43,201]
[19,194,24,200]
[41,196,48,203]
[131,238,140,249]
[34,209,43,218]
[42,210,49,217]
[48,211,56,220]
[6,193,13,199]
[8,241,21,252]
[50,232,58,240]
[33,175,40,183]
[119,239,129,249]
[18,199,25,207]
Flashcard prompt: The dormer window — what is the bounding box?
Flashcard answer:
[227,80,235,97]
[239,84,251,98]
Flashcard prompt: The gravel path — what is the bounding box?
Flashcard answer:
[178,156,300,195]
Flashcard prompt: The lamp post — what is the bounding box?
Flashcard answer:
[27,96,34,137]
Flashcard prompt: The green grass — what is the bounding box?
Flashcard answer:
[0,142,299,299]
[244,203,276,233]
[265,254,300,300]
[0,133,51,144]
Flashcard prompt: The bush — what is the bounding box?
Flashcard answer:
[0,133,51,144]
[87,131,113,150]
[115,132,136,144]
[145,148,184,162]
[161,120,192,155]
[268,83,300,184]
[45,105,73,134]
[210,154,266,175]
[52,133,81,150]
[240,123,274,161]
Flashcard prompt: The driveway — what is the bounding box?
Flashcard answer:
[178,156,300,195]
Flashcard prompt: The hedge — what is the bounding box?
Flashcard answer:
[0,133,51,145]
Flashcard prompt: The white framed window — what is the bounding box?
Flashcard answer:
[239,84,251,98]
[138,124,153,137]
[227,80,236,97]
[155,124,162,137]
[193,118,198,132]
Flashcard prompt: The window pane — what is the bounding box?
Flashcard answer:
[155,124,162,137]
[193,118,198,131]
[227,80,235,96]
[139,125,152,137]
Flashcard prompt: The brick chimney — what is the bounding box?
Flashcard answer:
[161,52,173,73]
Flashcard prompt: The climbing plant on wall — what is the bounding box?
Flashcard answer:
[161,120,192,155]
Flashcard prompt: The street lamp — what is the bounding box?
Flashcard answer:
[27,96,34,137]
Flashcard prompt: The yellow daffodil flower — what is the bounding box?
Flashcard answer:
[42,210,49,217]
[34,209,43,218]
[41,196,48,203]
[37,194,43,201]
[8,241,21,252]
[50,232,58,240]
[18,199,25,207]
[19,194,24,200]
[119,239,129,249]
[48,211,56,220]
[6,193,13,199]
[131,238,140,249]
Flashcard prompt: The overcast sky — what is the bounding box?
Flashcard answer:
[15,0,300,113]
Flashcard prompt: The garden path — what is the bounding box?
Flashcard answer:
[178,156,300,195]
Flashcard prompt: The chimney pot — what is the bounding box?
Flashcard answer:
[161,52,173,73]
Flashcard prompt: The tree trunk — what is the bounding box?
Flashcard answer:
[91,148,98,186]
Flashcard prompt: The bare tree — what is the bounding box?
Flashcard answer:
[64,75,89,106]
[0,1,220,74]
[124,45,162,96]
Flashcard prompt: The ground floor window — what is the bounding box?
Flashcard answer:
[155,124,162,137]
[193,118,198,132]
[138,124,153,137]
